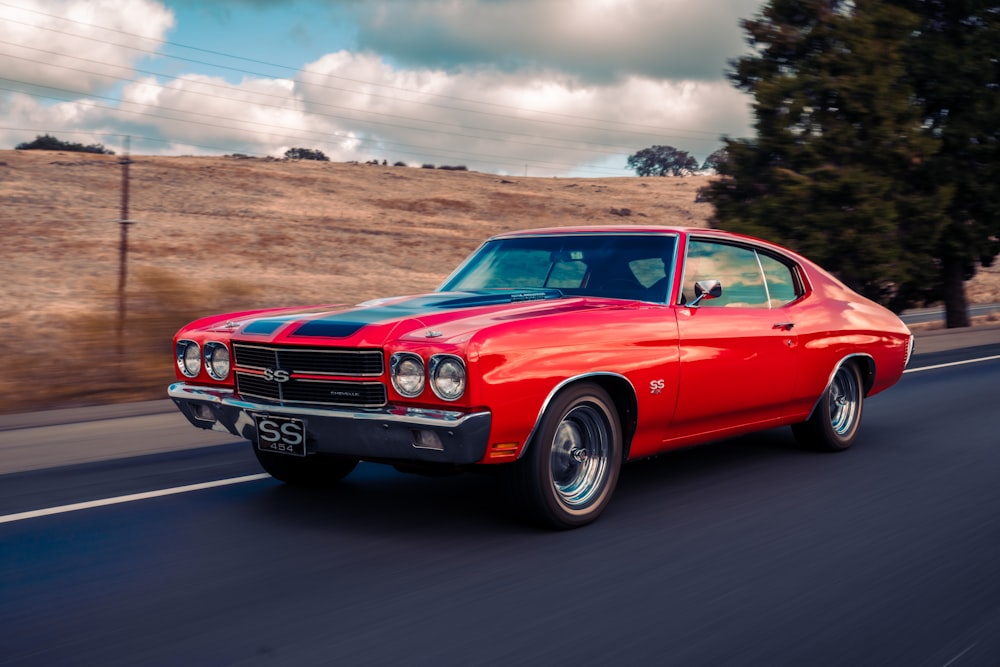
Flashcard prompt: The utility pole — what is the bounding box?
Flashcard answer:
[117,137,133,353]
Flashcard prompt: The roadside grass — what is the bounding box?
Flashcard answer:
[0,268,260,414]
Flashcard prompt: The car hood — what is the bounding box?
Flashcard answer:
[216,290,633,347]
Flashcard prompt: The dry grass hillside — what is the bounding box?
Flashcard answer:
[1,149,997,414]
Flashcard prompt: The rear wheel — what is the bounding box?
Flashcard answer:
[504,383,622,529]
[254,449,359,486]
[792,362,864,451]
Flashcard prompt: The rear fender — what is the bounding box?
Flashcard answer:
[805,354,875,421]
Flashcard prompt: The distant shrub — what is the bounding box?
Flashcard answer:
[393,161,407,167]
[421,163,435,169]
[701,147,729,172]
[437,165,469,171]
[16,134,114,155]
[284,147,329,161]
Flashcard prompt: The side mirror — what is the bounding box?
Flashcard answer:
[689,279,722,307]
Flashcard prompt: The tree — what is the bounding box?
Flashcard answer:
[16,134,114,154]
[701,147,729,172]
[890,0,1000,327]
[698,1,954,316]
[627,145,698,176]
[284,147,329,161]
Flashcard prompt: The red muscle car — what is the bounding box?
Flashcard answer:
[169,226,913,528]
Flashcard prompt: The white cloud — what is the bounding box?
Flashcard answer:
[0,0,760,173]
[124,75,304,142]
[294,50,749,173]
[348,0,763,83]
[0,0,174,94]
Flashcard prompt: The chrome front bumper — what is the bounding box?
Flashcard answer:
[168,383,492,465]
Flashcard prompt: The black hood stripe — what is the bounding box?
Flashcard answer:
[243,318,292,335]
[286,290,563,338]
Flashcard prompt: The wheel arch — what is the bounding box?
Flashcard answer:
[806,353,875,421]
[520,372,638,461]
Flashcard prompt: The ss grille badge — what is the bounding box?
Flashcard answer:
[263,368,291,383]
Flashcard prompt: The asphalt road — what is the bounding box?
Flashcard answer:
[0,331,998,665]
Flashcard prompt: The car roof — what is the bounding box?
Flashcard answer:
[488,225,810,265]
[490,225,758,244]
[491,225,687,238]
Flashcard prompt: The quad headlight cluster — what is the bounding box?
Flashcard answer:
[176,340,231,381]
[390,352,466,401]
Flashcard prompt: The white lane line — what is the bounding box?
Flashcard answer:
[905,354,1000,374]
[0,473,271,525]
[941,643,977,667]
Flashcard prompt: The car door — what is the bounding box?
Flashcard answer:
[668,238,802,440]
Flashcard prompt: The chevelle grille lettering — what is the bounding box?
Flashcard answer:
[232,344,386,408]
[236,373,387,407]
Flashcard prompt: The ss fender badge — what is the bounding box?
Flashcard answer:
[650,379,665,395]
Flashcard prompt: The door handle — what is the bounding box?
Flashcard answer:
[772,322,795,331]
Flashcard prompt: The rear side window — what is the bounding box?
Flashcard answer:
[758,252,800,306]
[681,240,802,308]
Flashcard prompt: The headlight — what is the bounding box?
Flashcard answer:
[390,352,425,397]
[430,355,466,401]
[204,342,231,380]
[176,340,201,377]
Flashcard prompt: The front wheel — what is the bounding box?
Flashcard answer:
[254,449,359,486]
[503,383,622,529]
[792,362,864,451]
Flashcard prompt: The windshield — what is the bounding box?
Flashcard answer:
[440,233,677,302]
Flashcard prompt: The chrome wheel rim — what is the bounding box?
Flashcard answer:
[829,367,860,436]
[550,404,610,507]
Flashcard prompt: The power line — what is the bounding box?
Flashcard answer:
[0,82,646,176]
[1,122,635,177]
[0,46,715,156]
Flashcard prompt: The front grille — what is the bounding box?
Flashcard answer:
[232,343,386,408]
[232,344,383,376]
[236,373,387,408]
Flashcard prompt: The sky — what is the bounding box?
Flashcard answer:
[0,0,765,177]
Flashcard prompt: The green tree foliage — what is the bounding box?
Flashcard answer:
[284,147,329,161]
[627,145,698,176]
[893,0,1000,327]
[15,134,114,155]
[701,147,729,171]
[699,0,999,326]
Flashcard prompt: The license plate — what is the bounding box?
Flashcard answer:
[253,415,307,457]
